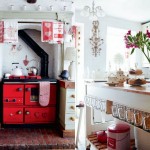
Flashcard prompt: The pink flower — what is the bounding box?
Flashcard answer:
[146,30,150,38]
[127,30,131,35]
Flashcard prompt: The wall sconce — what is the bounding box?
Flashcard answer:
[49,6,53,11]
[90,20,104,57]
[23,5,27,11]
[63,6,67,11]
[10,5,14,11]
[80,0,105,21]
[37,5,41,11]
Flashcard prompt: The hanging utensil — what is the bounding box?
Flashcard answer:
[23,55,29,66]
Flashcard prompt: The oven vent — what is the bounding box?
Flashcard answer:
[18,30,49,78]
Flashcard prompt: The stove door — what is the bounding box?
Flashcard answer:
[25,84,39,106]
[24,107,56,123]
[3,107,23,124]
[3,84,24,98]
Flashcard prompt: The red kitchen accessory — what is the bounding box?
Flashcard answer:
[107,123,130,150]
[23,55,29,66]
[96,130,107,143]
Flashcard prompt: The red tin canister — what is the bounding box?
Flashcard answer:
[107,123,130,150]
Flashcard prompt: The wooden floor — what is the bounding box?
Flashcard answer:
[0,126,75,150]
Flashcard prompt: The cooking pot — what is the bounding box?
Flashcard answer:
[27,66,38,76]
[59,70,69,80]
[96,130,107,143]
[11,66,23,76]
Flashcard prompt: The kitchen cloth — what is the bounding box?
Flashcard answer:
[4,20,18,43]
[39,82,50,107]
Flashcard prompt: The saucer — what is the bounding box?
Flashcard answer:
[105,82,118,86]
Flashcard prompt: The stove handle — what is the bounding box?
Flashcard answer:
[17,110,22,115]
[18,88,23,91]
[25,111,30,115]
[26,88,31,91]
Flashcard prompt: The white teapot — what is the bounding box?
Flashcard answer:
[116,68,127,83]
[107,73,118,84]
[11,66,23,76]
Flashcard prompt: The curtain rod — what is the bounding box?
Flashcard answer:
[18,21,41,24]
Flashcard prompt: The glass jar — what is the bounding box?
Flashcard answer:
[143,113,150,131]
[112,103,118,118]
[134,110,143,127]
[118,105,126,120]
[126,108,134,124]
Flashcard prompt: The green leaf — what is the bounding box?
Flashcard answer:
[128,36,133,42]
[130,48,135,55]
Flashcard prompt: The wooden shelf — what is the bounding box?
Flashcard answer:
[87,134,136,150]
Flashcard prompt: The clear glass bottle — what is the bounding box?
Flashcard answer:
[112,103,118,118]
[134,110,143,127]
[118,105,126,120]
[126,108,134,124]
[143,113,150,131]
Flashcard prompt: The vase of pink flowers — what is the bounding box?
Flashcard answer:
[124,30,150,63]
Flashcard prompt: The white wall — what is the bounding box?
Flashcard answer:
[75,10,141,79]
[2,29,62,79]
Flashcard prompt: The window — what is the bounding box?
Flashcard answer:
[106,27,136,72]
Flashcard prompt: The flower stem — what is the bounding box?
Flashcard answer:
[143,50,150,63]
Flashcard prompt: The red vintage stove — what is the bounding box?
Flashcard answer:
[2,76,57,125]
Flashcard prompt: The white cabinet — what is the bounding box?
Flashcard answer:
[59,80,75,130]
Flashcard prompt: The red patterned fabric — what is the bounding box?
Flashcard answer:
[53,22,64,43]
[41,22,53,42]
[71,26,77,47]
[0,21,4,43]
[4,20,18,43]
[39,82,50,107]
[42,21,64,43]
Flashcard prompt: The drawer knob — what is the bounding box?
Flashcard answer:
[26,111,30,115]
[17,110,22,114]
[26,88,31,91]
[10,113,14,116]
[71,95,75,98]
[18,88,22,91]
[70,106,75,110]
[70,117,75,121]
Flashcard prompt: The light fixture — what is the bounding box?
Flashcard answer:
[80,0,105,21]
[90,20,104,57]
[65,47,76,81]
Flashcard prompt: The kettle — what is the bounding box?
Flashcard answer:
[96,130,107,143]
[27,66,38,76]
[11,66,23,76]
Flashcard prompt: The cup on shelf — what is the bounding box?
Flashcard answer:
[143,113,150,131]
[118,105,126,120]
[125,108,134,124]
[134,110,144,127]
[112,103,119,118]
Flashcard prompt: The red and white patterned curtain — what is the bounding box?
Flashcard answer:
[41,21,64,44]
[0,21,4,43]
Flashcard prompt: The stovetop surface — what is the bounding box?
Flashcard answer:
[2,77,57,83]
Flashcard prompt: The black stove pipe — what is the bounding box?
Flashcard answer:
[18,30,49,78]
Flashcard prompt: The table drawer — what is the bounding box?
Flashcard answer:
[66,102,75,113]
[65,114,75,124]
[66,89,75,102]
